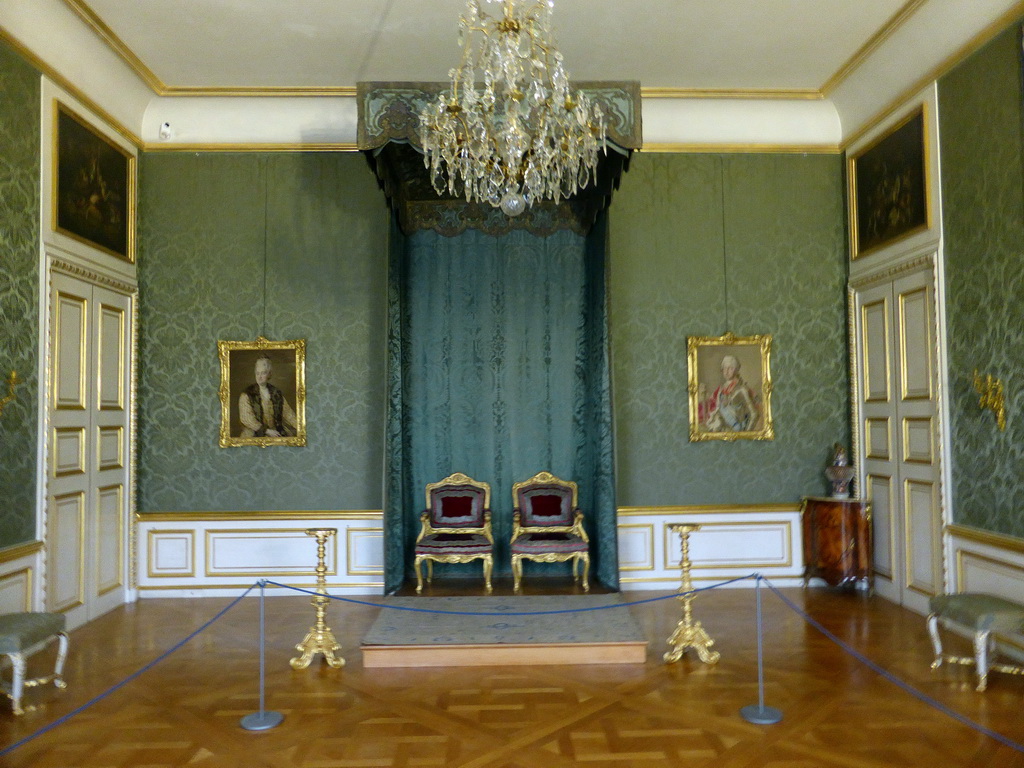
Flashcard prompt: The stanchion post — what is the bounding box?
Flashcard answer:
[664,523,720,665]
[290,528,345,670]
[739,575,783,724]
[241,580,284,731]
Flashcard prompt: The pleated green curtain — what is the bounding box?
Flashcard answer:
[383,215,617,593]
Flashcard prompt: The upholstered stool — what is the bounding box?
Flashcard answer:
[927,593,1024,691]
[0,612,69,715]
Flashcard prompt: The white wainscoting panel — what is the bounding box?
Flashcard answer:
[136,513,384,597]
[617,504,804,590]
[0,542,44,612]
[945,525,1024,661]
[137,507,801,596]
[948,525,1024,600]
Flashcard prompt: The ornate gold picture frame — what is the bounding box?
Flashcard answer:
[848,107,929,259]
[688,332,774,442]
[218,337,306,448]
[54,101,136,263]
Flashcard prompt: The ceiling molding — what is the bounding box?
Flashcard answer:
[841,0,1024,150]
[63,0,165,94]
[819,0,928,97]
[142,142,360,153]
[640,143,840,155]
[0,24,141,148]
[156,86,359,98]
[641,87,823,101]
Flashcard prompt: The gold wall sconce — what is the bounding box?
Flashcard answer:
[973,369,1006,431]
[0,370,20,419]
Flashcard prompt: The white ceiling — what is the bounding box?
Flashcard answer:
[3,0,1022,146]
[75,0,909,94]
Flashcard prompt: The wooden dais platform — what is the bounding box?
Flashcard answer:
[360,594,648,668]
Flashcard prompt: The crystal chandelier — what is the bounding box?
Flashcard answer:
[420,0,607,217]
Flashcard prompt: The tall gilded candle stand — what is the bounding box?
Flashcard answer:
[290,528,345,670]
[664,523,720,665]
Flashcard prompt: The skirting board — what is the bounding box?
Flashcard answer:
[362,640,648,667]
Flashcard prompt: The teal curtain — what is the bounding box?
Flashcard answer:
[384,216,617,592]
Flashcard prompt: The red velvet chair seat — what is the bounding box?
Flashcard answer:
[511,532,588,554]
[416,533,492,555]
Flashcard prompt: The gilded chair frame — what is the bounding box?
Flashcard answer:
[510,471,590,593]
[414,472,494,594]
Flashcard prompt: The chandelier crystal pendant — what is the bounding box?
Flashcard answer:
[420,0,607,217]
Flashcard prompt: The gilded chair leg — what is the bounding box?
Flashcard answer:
[414,556,424,594]
[483,556,493,594]
[580,554,590,592]
[427,559,433,584]
[512,556,522,593]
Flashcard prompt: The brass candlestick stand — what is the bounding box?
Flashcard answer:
[664,523,720,665]
[290,528,345,670]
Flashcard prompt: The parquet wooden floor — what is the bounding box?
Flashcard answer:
[1,584,1022,768]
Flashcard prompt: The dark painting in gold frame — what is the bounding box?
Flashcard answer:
[54,102,135,263]
[848,108,929,259]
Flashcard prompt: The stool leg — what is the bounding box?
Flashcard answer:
[54,632,69,689]
[974,630,990,692]
[9,652,26,716]
[926,613,944,669]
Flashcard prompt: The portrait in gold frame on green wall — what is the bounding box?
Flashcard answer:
[218,337,306,448]
[688,332,774,442]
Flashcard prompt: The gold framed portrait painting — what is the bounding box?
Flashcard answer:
[218,337,306,448]
[688,332,774,442]
[54,101,136,263]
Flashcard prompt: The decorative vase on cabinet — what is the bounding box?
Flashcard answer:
[800,497,872,591]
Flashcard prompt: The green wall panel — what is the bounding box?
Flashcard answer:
[0,39,40,547]
[608,153,849,505]
[940,21,1024,538]
[137,153,389,512]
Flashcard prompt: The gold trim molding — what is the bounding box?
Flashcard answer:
[136,510,383,522]
[50,257,137,295]
[142,142,361,153]
[137,581,384,592]
[618,503,797,517]
[0,540,44,565]
[842,0,1024,150]
[947,524,1024,556]
[641,143,840,155]
[0,26,141,149]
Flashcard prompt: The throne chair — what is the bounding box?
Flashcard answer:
[413,472,494,594]
[510,471,590,593]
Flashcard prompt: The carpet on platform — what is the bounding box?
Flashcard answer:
[361,594,646,646]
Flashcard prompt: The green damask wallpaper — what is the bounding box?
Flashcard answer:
[939,21,1024,538]
[137,153,389,512]
[608,153,849,505]
[138,150,848,512]
[0,39,41,548]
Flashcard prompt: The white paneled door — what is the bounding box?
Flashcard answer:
[47,270,132,629]
[854,263,945,615]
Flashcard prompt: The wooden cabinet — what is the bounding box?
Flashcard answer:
[800,497,872,590]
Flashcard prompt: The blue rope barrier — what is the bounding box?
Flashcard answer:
[763,579,1024,754]
[262,573,758,615]
[0,584,256,758]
